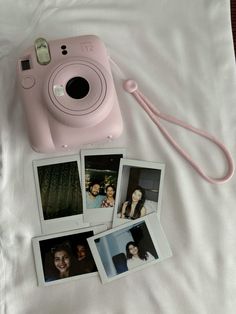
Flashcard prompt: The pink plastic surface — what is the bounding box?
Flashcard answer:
[17,35,123,152]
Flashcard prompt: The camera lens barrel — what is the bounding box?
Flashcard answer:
[66,76,90,99]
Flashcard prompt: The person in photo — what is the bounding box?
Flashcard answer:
[120,186,147,219]
[125,241,155,270]
[75,242,97,274]
[45,242,78,282]
[86,181,105,209]
[101,184,116,208]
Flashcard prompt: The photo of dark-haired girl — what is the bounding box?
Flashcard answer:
[32,227,106,286]
[45,242,78,282]
[120,186,146,219]
[125,241,155,270]
[113,159,165,227]
[87,217,171,284]
[101,184,116,208]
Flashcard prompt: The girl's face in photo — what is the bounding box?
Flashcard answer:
[106,186,115,197]
[54,250,71,274]
[128,244,139,257]
[132,190,142,203]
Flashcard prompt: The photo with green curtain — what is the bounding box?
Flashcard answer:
[37,161,82,220]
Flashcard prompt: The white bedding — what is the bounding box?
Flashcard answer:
[1,1,236,313]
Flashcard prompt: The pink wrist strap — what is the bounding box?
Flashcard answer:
[122,79,234,184]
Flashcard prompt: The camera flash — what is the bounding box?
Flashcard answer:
[35,38,51,65]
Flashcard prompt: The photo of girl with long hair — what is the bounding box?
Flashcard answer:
[45,242,78,282]
[87,216,173,284]
[125,241,155,270]
[120,186,146,219]
[113,159,165,226]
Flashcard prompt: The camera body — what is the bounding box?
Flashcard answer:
[17,35,123,152]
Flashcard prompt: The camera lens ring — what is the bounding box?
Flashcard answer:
[46,59,113,128]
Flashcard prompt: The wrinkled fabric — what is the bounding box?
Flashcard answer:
[0,1,236,314]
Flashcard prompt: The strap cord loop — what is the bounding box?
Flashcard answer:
[123,79,234,184]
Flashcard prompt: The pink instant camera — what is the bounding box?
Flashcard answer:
[17,35,123,152]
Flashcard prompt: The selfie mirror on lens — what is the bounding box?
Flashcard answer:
[17,35,123,153]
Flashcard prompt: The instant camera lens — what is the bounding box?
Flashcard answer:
[66,77,90,99]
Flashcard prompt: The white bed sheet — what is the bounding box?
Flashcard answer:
[0,0,236,313]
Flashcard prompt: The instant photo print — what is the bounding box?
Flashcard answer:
[81,148,126,225]
[32,225,107,286]
[112,159,165,227]
[88,213,172,284]
[33,155,89,234]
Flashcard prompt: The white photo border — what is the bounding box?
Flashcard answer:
[112,158,165,228]
[81,148,126,225]
[32,225,107,286]
[88,213,172,284]
[33,154,89,234]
